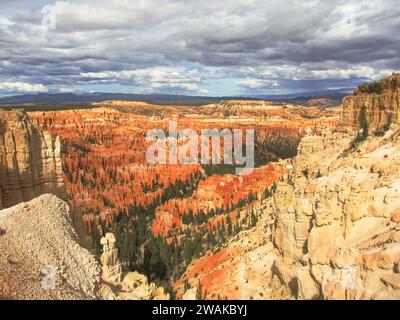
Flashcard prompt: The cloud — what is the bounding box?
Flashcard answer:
[238,79,279,90]
[54,85,75,93]
[0,82,48,93]
[0,0,399,96]
[80,66,203,92]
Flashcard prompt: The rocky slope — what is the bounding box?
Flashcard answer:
[270,124,400,300]
[175,124,400,300]
[0,109,65,209]
[0,194,99,299]
[0,194,169,300]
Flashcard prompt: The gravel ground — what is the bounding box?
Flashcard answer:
[0,194,100,300]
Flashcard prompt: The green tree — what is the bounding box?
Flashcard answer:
[360,105,369,140]
[197,283,203,300]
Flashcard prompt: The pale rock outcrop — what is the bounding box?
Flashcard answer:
[121,271,169,300]
[98,284,118,300]
[99,233,170,300]
[100,233,123,283]
[153,287,170,300]
[340,73,400,132]
[182,287,198,300]
[295,266,320,300]
[0,109,65,209]
[268,123,400,300]
[122,271,149,291]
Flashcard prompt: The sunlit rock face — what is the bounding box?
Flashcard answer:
[173,75,400,300]
[340,73,400,132]
[0,109,65,209]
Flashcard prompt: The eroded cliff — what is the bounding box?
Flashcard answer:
[175,75,400,300]
[270,125,400,299]
[340,73,400,132]
[0,109,65,209]
[175,124,400,300]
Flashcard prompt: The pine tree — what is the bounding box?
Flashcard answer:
[197,283,203,300]
[184,241,193,264]
[227,216,233,236]
[360,104,369,140]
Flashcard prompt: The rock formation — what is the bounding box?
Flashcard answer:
[99,232,170,300]
[120,271,170,300]
[174,75,400,300]
[340,73,400,132]
[0,109,65,209]
[152,164,284,238]
[269,123,400,300]
[100,233,123,283]
[182,287,198,300]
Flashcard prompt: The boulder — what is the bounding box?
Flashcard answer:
[122,271,149,291]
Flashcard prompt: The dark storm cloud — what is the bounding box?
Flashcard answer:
[0,0,399,95]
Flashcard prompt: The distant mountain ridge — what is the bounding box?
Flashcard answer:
[0,92,242,106]
[0,89,350,106]
[252,88,352,100]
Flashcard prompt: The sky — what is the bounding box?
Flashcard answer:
[0,0,399,97]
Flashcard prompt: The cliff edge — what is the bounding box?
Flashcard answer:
[0,109,66,209]
[340,73,400,132]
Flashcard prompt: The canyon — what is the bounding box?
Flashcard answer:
[0,74,399,300]
[174,74,400,300]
